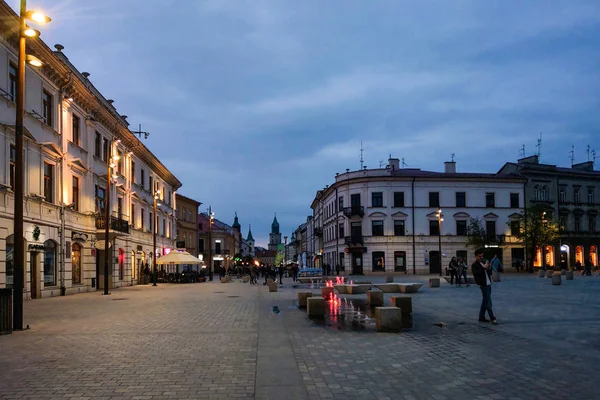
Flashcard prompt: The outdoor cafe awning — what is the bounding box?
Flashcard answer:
[156,251,202,265]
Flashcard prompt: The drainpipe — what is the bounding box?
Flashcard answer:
[58,73,73,296]
[411,177,416,274]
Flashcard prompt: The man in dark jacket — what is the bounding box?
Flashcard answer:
[471,249,497,324]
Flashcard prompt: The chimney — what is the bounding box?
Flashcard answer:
[572,161,594,171]
[81,72,90,78]
[54,44,64,52]
[444,161,456,174]
[387,158,400,170]
[518,155,539,165]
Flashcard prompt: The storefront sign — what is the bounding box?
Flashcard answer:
[94,240,112,250]
[28,244,45,251]
[71,231,88,242]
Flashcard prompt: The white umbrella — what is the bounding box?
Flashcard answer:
[156,251,202,265]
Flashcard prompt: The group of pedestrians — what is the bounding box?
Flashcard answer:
[447,257,470,287]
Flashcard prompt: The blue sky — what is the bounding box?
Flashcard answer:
[19,0,600,246]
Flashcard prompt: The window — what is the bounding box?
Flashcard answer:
[588,188,595,205]
[149,176,154,193]
[589,216,596,233]
[429,192,440,208]
[117,151,123,175]
[72,115,80,145]
[559,215,567,231]
[394,192,404,207]
[394,220,405,236]
[9,145,16,190]
[95,185,105,213]
[372,252,385,272]
[43,240,57,286]
[94,132,102,158]
[574,188,581,204]
[72,176,79,211]
[338,196,343,211]
[150,212,154,232]
[339,223,344,239]
[456,220,467,236]
[486,193,495,208]
[486,220,496,238]
[429,220,440,236]
[541,185,548,201]
[394,251,406,272]
[510,220,520,236]
[559,187,566,202]
[117,197,123,219]
[574,216,581,232]
[510,193,519,208]
[455,192,466,208]
[162,219,166,236]
[6,235,14,288]
[141,208,145,230]
[198,238,205,253]
[131,204,136,228]
[9,62,17,101]
[102,137,109,162]
[72,243,82,285]
[372,220,384,236]
[141,169,145,189]
[131,161,136,184]
[118,248,124,280]
[371,192,383,207]
[42,89,53,127]
[43,162,53,203]
[215,241,221,254]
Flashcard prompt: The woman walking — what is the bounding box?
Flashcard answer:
[448,257,458,286]
[457,258,470,287]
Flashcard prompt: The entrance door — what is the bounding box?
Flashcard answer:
[429,251,441,274]
[352,253,363,275]
[511,248,525,268]
[30,252,39,299]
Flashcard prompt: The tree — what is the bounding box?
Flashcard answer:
[510,204,559,272]
[465,217,489,249]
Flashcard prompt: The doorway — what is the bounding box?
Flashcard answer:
[352,253,363,275]
[429,251,441,275]
[30,252,40,299]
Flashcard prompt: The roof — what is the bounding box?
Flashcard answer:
[247,226,254,242]
[232,212,241,228]
[175,193,202,207]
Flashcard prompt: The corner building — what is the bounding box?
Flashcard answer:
[311,158,526,275]
[0,2,181,298]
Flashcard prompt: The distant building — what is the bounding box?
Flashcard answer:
[241,225,255,257]
[310,158,526,275]
[198,213,236,275]
[268,214,282,251]
[256,249,276,266]
[175,194,201,257]
[498,155,599,269]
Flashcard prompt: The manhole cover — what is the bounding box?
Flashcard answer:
[112,298,127,301]
[227,295,240,298]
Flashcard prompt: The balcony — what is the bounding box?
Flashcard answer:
[95,214,130,234]
[486,234,506,245]
[343,206,364,218]
[345,235,364,245]
[314,227,323,237]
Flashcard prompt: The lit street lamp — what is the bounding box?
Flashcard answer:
[13,1,51,330]
[437,209,444,277]
[103,140,120,295]
[284,236,288,266]
[207,207,214,281]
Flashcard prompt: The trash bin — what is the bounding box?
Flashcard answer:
[0,288,13,335]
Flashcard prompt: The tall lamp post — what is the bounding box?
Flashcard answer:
[436,209,443,277]
[284,236,288,267]
[13,3,51,329]
[152,185,161,286]
[207,206,213,281]
[104,140,120,295]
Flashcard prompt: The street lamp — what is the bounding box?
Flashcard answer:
[207,207,214,281]
[103,140,120,295]
[284,236,288,266]
[13,1,50,330]
[152,186,161,286]
[436,209,444,277]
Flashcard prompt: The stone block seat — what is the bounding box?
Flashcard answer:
[375,307,403,332]
[297,276,324,284]
[297,292,312,308]
[307,297,326,317]
[368,290,384,306]
[390,296,412,316]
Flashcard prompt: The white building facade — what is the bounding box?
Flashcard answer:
[0,3,181,298]
[311,159,526,275]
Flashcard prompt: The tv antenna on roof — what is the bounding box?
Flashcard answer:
[359,141,364,170]
[451,153,455,162]
[569,145,575,166]
[518,145,525,158]
[592,150,598,167]
[401,158,409,168]
[379,160,384,168]
[132,124,150,140]
[536,133,542,160]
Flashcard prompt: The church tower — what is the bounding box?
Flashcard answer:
[246,225,255,257]
[268,214,282,251]
[232,212,241,256]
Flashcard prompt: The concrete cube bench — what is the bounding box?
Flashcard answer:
[399,283,423,294]
[297,292,312,308]
[375,307,403,332]
[566,270,574,280]
[429,278,440,288]
[391,296,412,316]
[552,274,561,285]
[307,297,326,317]
[268,281,278,292]
[321,286,334,298]
[368,290,384,306]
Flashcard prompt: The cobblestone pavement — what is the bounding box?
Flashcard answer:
[1,273,600,400]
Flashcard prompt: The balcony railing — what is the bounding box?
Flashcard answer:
[314,227,323,237]
[343,206,364,218]
[486,234,506,244]
[345,235,364,245]
[95,214,130,234]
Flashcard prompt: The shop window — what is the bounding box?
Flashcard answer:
[372,252,385,272]
[394,251,406,272]
[72,243,82,284]
[575,246,584,267]
[118,248,125,280]
[44,240,57,286]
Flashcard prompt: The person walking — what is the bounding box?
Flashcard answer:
[583,258,592,276]
[456,258,468,287]
[278,265,284,284]
[472,249,497,324]
[490,254,502,282]
[448,257,458,286]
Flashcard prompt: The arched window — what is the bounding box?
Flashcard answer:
[44,240,57,286]
[131,250,136,280]
[72,243,82,284]
[590,245,598,267]
[541,185,549,201]
[534,247,542,267]
[545,245,554,267]
[575,246,584,266]
[6,235,14,288]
